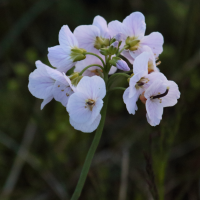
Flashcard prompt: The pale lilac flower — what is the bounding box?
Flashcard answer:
[108,12,164,63]
[144,80,180,126]
[74,15,110,56]
[28,61,74,109]
[48,25,86,73]
[67,76,106,133]
[116,59,130,71]
[74,55,117,77]
[123,52,166,115]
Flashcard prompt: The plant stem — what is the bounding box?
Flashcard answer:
[107,87,126,93]
[107,73,130,88]
[85,52,106,67]
[71,96,109,200]
[79,64,104,75]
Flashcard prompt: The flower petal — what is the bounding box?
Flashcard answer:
[146,98,163,126]
[123,12,146,37]
[59,25,78,50]
[93,15,110,38]
[74,25,100,55]
[28,61,55,99]
[76,76,106,100]
[161,81,180,107]
[108,20,129,38]
[123,87,139,115]
[53,80,74,107]
[67,92,93,123]
[41,95,53,110]
[140,32,164,57]
[48,45,74,73]
[133,51,149,74]
[70,114,101,133]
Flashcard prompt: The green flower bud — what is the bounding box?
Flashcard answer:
[71,76,83,86]
[125,36,140,51]
[109,57,120,66]
[94,36,110,49]
[70,47,87,62]
[99,48,110,56]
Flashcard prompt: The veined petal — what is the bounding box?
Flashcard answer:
[121,50,134,64]
[144,80,166,99]
[108,20,129,38]
[74,25,100,55]
[133,51,150,74]
[76,76,106,100]
[28,61,55,99]
[93,15,110,38]
[70,114,101,133]
[161,81,180,107]
[123,87,139,115]
[59,25,78,50]
[53,80,73,107]
[123,12,146,37]
[146,98,163,126]
[48,45,74,73]
[140,32,164,57]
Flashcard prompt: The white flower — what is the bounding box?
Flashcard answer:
[67,76,106,133]
[48,25,86,73]
[28,61,74,109]
[74,55,117,77]
[108,12,164,63]
[123,52,166,115]
[74,15,110,56]
[144,80,180,126]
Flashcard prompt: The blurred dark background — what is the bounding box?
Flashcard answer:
[0,0,200,199]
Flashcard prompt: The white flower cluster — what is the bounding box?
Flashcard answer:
[28,12,180,132]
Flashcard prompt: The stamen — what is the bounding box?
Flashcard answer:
[151,88,169,99]
[86,99,96,111]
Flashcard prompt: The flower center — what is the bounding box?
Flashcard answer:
[135,77,149,89]
[86,99,96,111]
[94,36,110,49]
[125,36,140,51]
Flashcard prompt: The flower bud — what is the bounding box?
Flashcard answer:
[69,72,83,86]
[116,59,130,71]
[70,47,87,62]
[100,41,119,56]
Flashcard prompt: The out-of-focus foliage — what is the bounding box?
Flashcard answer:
[0,0,200,199]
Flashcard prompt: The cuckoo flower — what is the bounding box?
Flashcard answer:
[144,79,180,126]
[74,15,110,56]
[28,61,74,109]
[67,76,106,133]
[108,11,164,63]
[48,25,86,73]
[123,52,166,114]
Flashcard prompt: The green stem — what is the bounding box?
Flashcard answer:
[85,52,106,68]
[116,45,129,56]
[107,73,130,88]
[79,64,104,75]
[71,96,109,200]
[107,87,126,93]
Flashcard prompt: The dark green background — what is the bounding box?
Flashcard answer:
[0,0,200,199]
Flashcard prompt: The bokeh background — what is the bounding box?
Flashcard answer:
[0,0,200,199]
